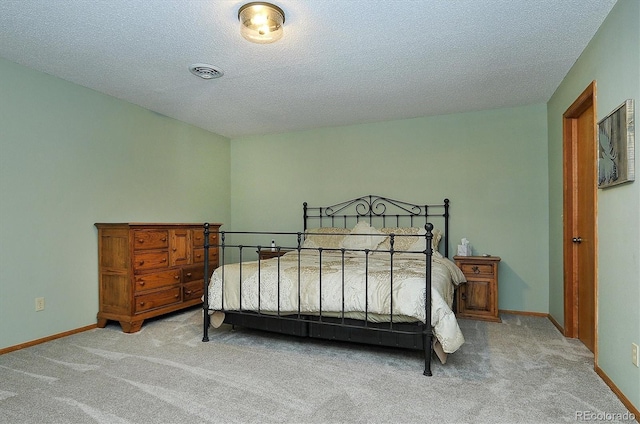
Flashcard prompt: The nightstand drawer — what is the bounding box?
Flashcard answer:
[459,263,494,277]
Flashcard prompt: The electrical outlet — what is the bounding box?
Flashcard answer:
[35,297,45,312]
[633,343,639,367]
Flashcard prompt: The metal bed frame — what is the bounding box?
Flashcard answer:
[202,195,450,376]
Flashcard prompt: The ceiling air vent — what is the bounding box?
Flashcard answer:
[189,64,224,80]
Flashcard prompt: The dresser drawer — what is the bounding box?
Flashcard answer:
[182,265,205,301]
[193,248,218,266]
[135,287,181,313]
[134,269,180,292]
[182,265,204,283]
[183,280,204,301]
[193,230,218,248]
[133,251,169,272]
[459,263,494,277]
[133,230,169,250]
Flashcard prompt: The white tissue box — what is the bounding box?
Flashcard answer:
[457,244,472,256]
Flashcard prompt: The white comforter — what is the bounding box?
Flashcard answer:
[208,250,466,353]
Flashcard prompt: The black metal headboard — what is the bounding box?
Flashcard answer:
[303,195,450,257]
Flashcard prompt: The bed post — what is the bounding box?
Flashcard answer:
[303,202,308,232]
[202,223,210,342]
[443,199,450,258]
[424,222,434,376]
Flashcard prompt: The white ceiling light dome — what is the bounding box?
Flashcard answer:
[238,2,285,44]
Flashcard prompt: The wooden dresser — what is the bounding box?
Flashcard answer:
[454,255,501,322]
[95,223,221,333]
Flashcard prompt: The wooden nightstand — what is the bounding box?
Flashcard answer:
[258,249,292,260]
[454,256,501,322]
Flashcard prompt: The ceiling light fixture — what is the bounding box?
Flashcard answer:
[238,2,285,44]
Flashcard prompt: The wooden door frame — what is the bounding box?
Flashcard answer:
[562,81,598,356]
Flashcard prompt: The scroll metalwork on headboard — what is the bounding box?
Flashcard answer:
[303,194,450,257]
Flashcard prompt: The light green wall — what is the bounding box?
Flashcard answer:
[230,104,549,313]
[547,0,639,410]
[0,57,231,350]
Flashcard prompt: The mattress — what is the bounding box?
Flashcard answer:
[208,250,466,353]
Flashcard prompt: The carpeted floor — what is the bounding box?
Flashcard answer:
[0,308,634,423]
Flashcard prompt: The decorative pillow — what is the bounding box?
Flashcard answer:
[432,228,443,251]
[378,227,422,251]
[410,228,443,254]
[378,227,442,253]
[302,227,349,249]
[339,221,387,250]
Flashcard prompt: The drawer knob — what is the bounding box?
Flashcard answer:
[138,239,144,243]
[174,275,180,280]
[472,266,480,274]
[139,260,145,266]
[461,293,467,300]
[162,258,167,262]
[139,301,145,306]
[174,294,179,298]
[138,280,145,286]
[186,273,192,277]
[196,254,202,258]
[185,290,192,295]
[162,237,167,242]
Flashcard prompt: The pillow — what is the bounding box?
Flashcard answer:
[432,228,443,251]
[378,227,442,253]
[410,228,443,254]
[302,227,349,249]
[378,227,422,251]
[339,221,387,250]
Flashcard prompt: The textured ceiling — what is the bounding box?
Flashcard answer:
[0,0,617,139]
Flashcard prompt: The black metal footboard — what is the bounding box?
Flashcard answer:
[202,226,435,376]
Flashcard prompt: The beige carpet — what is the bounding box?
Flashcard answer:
[0,308,634,423]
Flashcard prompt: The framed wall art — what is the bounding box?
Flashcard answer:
[598,99,635,189]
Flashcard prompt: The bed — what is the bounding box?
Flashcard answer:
[202,195,466,375]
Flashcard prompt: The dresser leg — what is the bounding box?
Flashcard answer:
[97,318,108,328]
[120,320,143,333]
